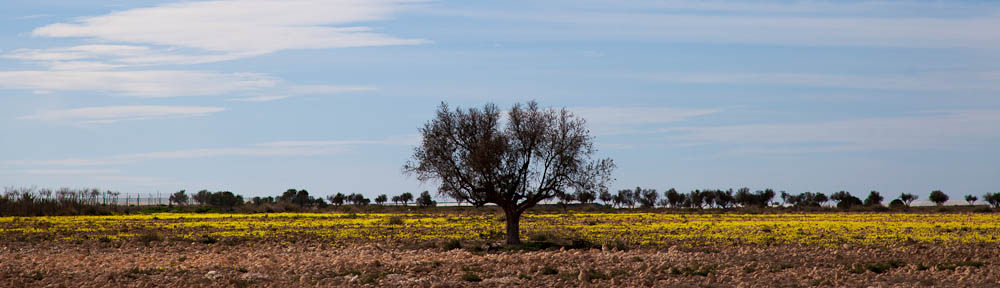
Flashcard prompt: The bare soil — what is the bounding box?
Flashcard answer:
[2,240,998,287]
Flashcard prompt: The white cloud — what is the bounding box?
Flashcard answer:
[570,106,720,136]
[4,45,256,66]
[24,169,119,175]
[19,105,226,124]
[7,137,414,166]
[226,95,290,102]
[224,85,375,102]
[92,175,184,186]
[429,2,1000,48]
[288,85,377,94]
[0,70,276,97]
[631,71,1000,92]
[4,45,150,61]
[13,14,51,20]
[257,139,413,147]
[667,110,1000,152]
[31,0,428,63]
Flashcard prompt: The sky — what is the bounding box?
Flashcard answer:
[1,0,998,201]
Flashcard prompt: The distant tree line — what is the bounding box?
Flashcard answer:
[5,185,1000,216]
[535,187,1000,210]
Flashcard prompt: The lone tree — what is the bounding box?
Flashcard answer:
[929,190,948,206]
[169,190,188,207]
[864,191,884,207]
[404,101,614,244]
[899,193,918,207]
[965,194,978,206]
[984,192,1000,208]
[398,192,414,206]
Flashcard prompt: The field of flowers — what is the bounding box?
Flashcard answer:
[3,212,999,247]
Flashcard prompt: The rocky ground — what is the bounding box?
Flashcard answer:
[2,240,998,287]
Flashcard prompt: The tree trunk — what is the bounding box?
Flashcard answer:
[504,208,522,245]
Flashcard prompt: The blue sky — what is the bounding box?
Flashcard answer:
[1,0,998,201]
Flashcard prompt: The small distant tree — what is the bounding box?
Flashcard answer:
[557,192,576,210]
[656,198,670,207]
[399,192,414,206]
[598,189,613,205]
[983,192,1000,208]
[391,195,401,205]
[193,190,212,205]
[632,186,644,207]
[888,199,905,209]
[416,191,436,207]
[701,190,717,208]
[169,190,189,207]
[733,188,774,208]
[639,188,658,208]
[348,193,369,206]
[375,194,388,206]
[786,192,827,207]
[713,189,735,209]
[327,193,345,206]
[899,193,918,207]
[575,190,596,204]
[814,193,829,206]
[616,189,636,208]
[279,189,298,202]
[293,189,311,207]
[664,188,682,208]
[831,191,862,209]
[207,191,243,208]
[965,194,978,206]
[251,196,275,206]
[864,191,884,207]
[929,190,948,206]
[688,190,705,208]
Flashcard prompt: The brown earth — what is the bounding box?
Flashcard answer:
[2,241,998,287]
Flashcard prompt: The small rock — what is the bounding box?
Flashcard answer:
[205,270,221,280]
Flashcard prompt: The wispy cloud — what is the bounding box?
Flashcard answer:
[13,14,51,20]
[24,169,119,175]
[428,1,1000,48]
[666,110,1000,153]
[628,71,1000,92]
[225,95,290,102]
[288,85,377,95]
[0,70,276,98]
[19,105,226,124]
[31,0,428,64]
[7,137,416,166]
[570,106,720,136]
[224,85,376,102]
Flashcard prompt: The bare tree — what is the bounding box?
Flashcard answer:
[404,101,614,244]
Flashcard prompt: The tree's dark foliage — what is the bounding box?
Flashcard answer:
[404,101,614,244]
[929,190,949,206]
[864,191,884,207]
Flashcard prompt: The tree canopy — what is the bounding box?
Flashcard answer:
[404,101,614,244]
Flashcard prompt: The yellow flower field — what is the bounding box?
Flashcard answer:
[2,212,998,247]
